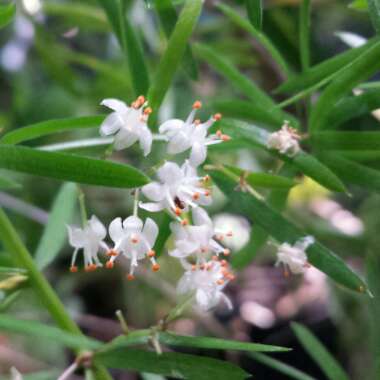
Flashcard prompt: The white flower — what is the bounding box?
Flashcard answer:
[159,100,230,167]
[267,122,301,157]
[139,161,212,218]
[100,96,153,155]
[105,216,159,280]
[177,259,234,311]
[67,215,108,272]
[275,236,315,275]
[169,207,231,261]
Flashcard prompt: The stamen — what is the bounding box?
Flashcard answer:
[216,279,225,285]
[213,113,222,121]
[152,263,160,272]
[106,260,114,269]
[221,134,231,141]
[181,219,189,226]
[212,255,218,261]
[191,264,197,271]
[192,192,200,200]
[203,175,210,182]
[226,273,235,281]
[175,207,182,216]
[144,107,152,115]
[204,190,211,197]
[216,130,222,137]
[70,266,78,273]
[127,274,135,281]
[193,100,202,109]
[223,249,230,256]
[106,249,118,257]
[147,250,156,258]
[136,95,145,105]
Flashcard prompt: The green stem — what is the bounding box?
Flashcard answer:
[0,208,113,380]
[77,185,88,227]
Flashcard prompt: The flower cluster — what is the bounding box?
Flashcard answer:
[67,97,234,311]
[266,121,301,157]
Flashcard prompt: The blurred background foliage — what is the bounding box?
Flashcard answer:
[0,0,379,379]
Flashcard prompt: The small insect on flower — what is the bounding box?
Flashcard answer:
[67,215,108,273]
[99,95,153,156]
[139,161,212,218]
[105,216,159,279]
[169,207,232,262]
[159,100,230,167]
[177,259,234,311]
[266,121,301,157]
[275,236,315,276]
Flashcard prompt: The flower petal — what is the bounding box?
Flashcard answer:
[138,126,153,156]
[157,162,182,183]
[67,226,86,248]
[169,248,191,258]
[100,113,122,136]
[189,142,207,167]
[167,131,191,154]
[142,182,165,202]
[176,239,199,254]
[101,98,129,113]
[113,129,139,150]
[89,215,107,239]
[192,207,212,227]
[139,202,165,212]
[143,217,159,246]
[109,217,124,243]
[123,216,143,232]
[159,119,184,136]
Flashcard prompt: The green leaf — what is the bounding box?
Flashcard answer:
[95,348,248,380]
[148,0,203,116]
[210,171,368,294]
[323,89,380,129]
[98,0,150,96]
[291,323,350,380]
[211,99,295,130]
[246,0,263,30]
[34,183,77,270]
[221,119,346,192]
[0,174,20,189]
[299,0,311,70]
[217,3,290,76]
[224,165,297,189]
[0,145,149,188]
[275,37,379,94]
[0,2,15,29]
[366,252,380,375]
[157,331,290,353]
[249,352,317,380]
[153,0,198,80]
[349,0,368,10]
[319,153,380,193]
[194,44,274,108]
[1,116,104,145]
[0,314,101,350]
[368,0,380,33]
[311,131,380,150]
[310,39,380,131]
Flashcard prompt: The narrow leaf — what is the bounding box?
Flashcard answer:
[0,314,101,350]
[210,171,368,294]
[291,323,350,380]
[246,0,263,30]
[299,0,311,70]
[194,44,274,108]
[276,37,379,94]
[95,348,248,380]
[310,39,380,131]
[311,131,380,150]
[217,3,290,76]
[148,0,203,114]
[319,153,380,193]
[0,175,20,189]
[157,331,290,352]
[368,0,380,33]
[153,0,198,79]
[0,146,149,188]
[1,116,104,145]
[0,2,15,29]
[249,352,317,380]
[34,183,77,270]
